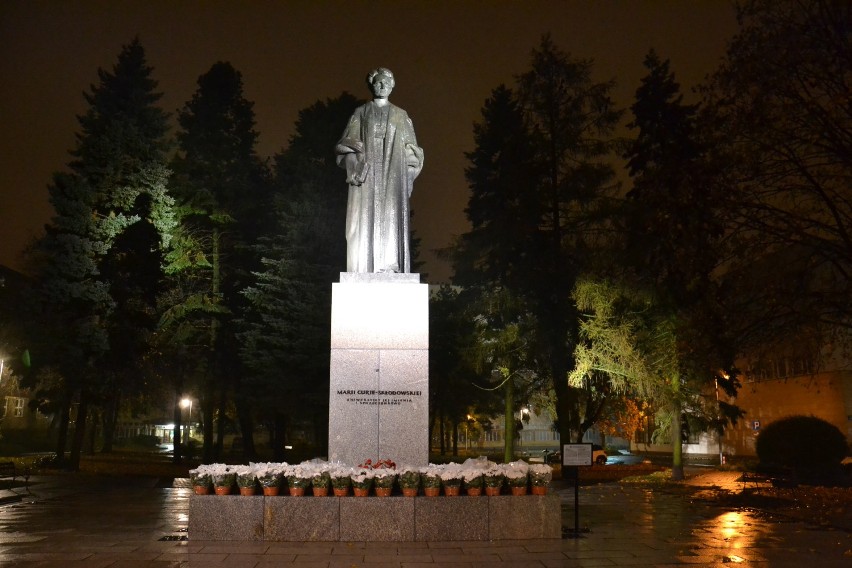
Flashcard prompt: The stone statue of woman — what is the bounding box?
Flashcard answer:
[335,68,424,273]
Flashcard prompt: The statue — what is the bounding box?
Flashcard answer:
[335,68,424,273]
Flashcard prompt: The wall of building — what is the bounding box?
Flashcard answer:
[722,370,851,457]
[0,375,51,432]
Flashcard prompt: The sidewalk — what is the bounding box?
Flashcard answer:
[0,470,849,567]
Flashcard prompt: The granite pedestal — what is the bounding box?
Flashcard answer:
[328,272,429,466]
[188,493,561,541]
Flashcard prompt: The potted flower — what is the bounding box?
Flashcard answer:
[211,464,237,495]
[370,458,396,497]
[189,466,212,495]
[398,466,420,497]
[504,461,529,496]
[529,463,552,495]
[462,469,484,496]
[311,467,331,497]
[285,464,312,496]
[329,465,352,496]
[483,465,504,496]
[350,467,374,497]
[254,462,285,496]
[420,465,442,497]
[439,463,464,496]
[235,466,257,496]
[372,469,396,496]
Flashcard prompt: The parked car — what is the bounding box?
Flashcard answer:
[537,445,608,465]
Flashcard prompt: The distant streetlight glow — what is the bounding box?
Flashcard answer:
[179,397,193,438]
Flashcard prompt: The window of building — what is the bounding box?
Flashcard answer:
[10,397,25,418]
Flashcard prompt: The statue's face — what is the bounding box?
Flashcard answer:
[371,73,394,99]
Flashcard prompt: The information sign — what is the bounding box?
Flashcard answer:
[562,443,593,466]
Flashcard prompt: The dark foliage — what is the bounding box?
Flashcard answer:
[756,415,848,476]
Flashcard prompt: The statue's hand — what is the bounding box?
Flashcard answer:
[405,144,424,181]
[343,152,369,186]
[353,160,370,185]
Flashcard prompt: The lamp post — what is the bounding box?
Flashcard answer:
[714,377,725,465]
[180,398,192,438]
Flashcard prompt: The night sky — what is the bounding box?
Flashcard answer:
[0,1,738,282]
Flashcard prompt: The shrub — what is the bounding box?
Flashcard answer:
[755,415,848,476]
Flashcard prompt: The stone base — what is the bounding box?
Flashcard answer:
[188,494,561,541]
[329,274,429,466]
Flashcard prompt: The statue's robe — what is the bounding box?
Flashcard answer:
[336,101,423,273]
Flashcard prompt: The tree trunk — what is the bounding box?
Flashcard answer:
[200,227,222,463]
[100,390,120,453]
[503,376,515,463]
[201,384,215,463]
[438,412,446,455]
[54,392,71,467]
[272,412,287,462]
[235,397,257,461]
[671,376,684,480]
[452,420,458,456]
[546,313,581,476]
[68,391,89,471]
[215,383,226,460]
[86,407,98,454]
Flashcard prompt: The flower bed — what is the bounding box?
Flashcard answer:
[190,458,552,497]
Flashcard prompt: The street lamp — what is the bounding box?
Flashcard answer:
[180,398,192,437]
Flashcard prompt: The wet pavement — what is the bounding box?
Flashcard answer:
[0,470,849,567]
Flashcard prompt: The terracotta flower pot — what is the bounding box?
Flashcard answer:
[262,486,280,496]
[401,487,418,497]
[312,487,329,497]
[485,486,501,496]
[193,485,210,495]
[443,485,461,496]
[239,486,256,496]
[423,487,441,497]
[510,486,527,496]
[353,487,370,497]
[374,487,392,497]
[466,487,482,496]
[531,485,547,495]
[333,487,349,497]
[214,486,232,495]
[289,486,306,496]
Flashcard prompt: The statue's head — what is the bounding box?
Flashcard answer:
[366,67,395,99]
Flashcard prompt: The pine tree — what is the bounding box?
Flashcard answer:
[618,50,735,478]
[238,93,357,459]
[454,85,538,289]
[455,36,622,462]
[33,38,172,468]
[167,61,269,462]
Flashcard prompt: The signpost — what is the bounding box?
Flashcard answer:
[563,443,592,538]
